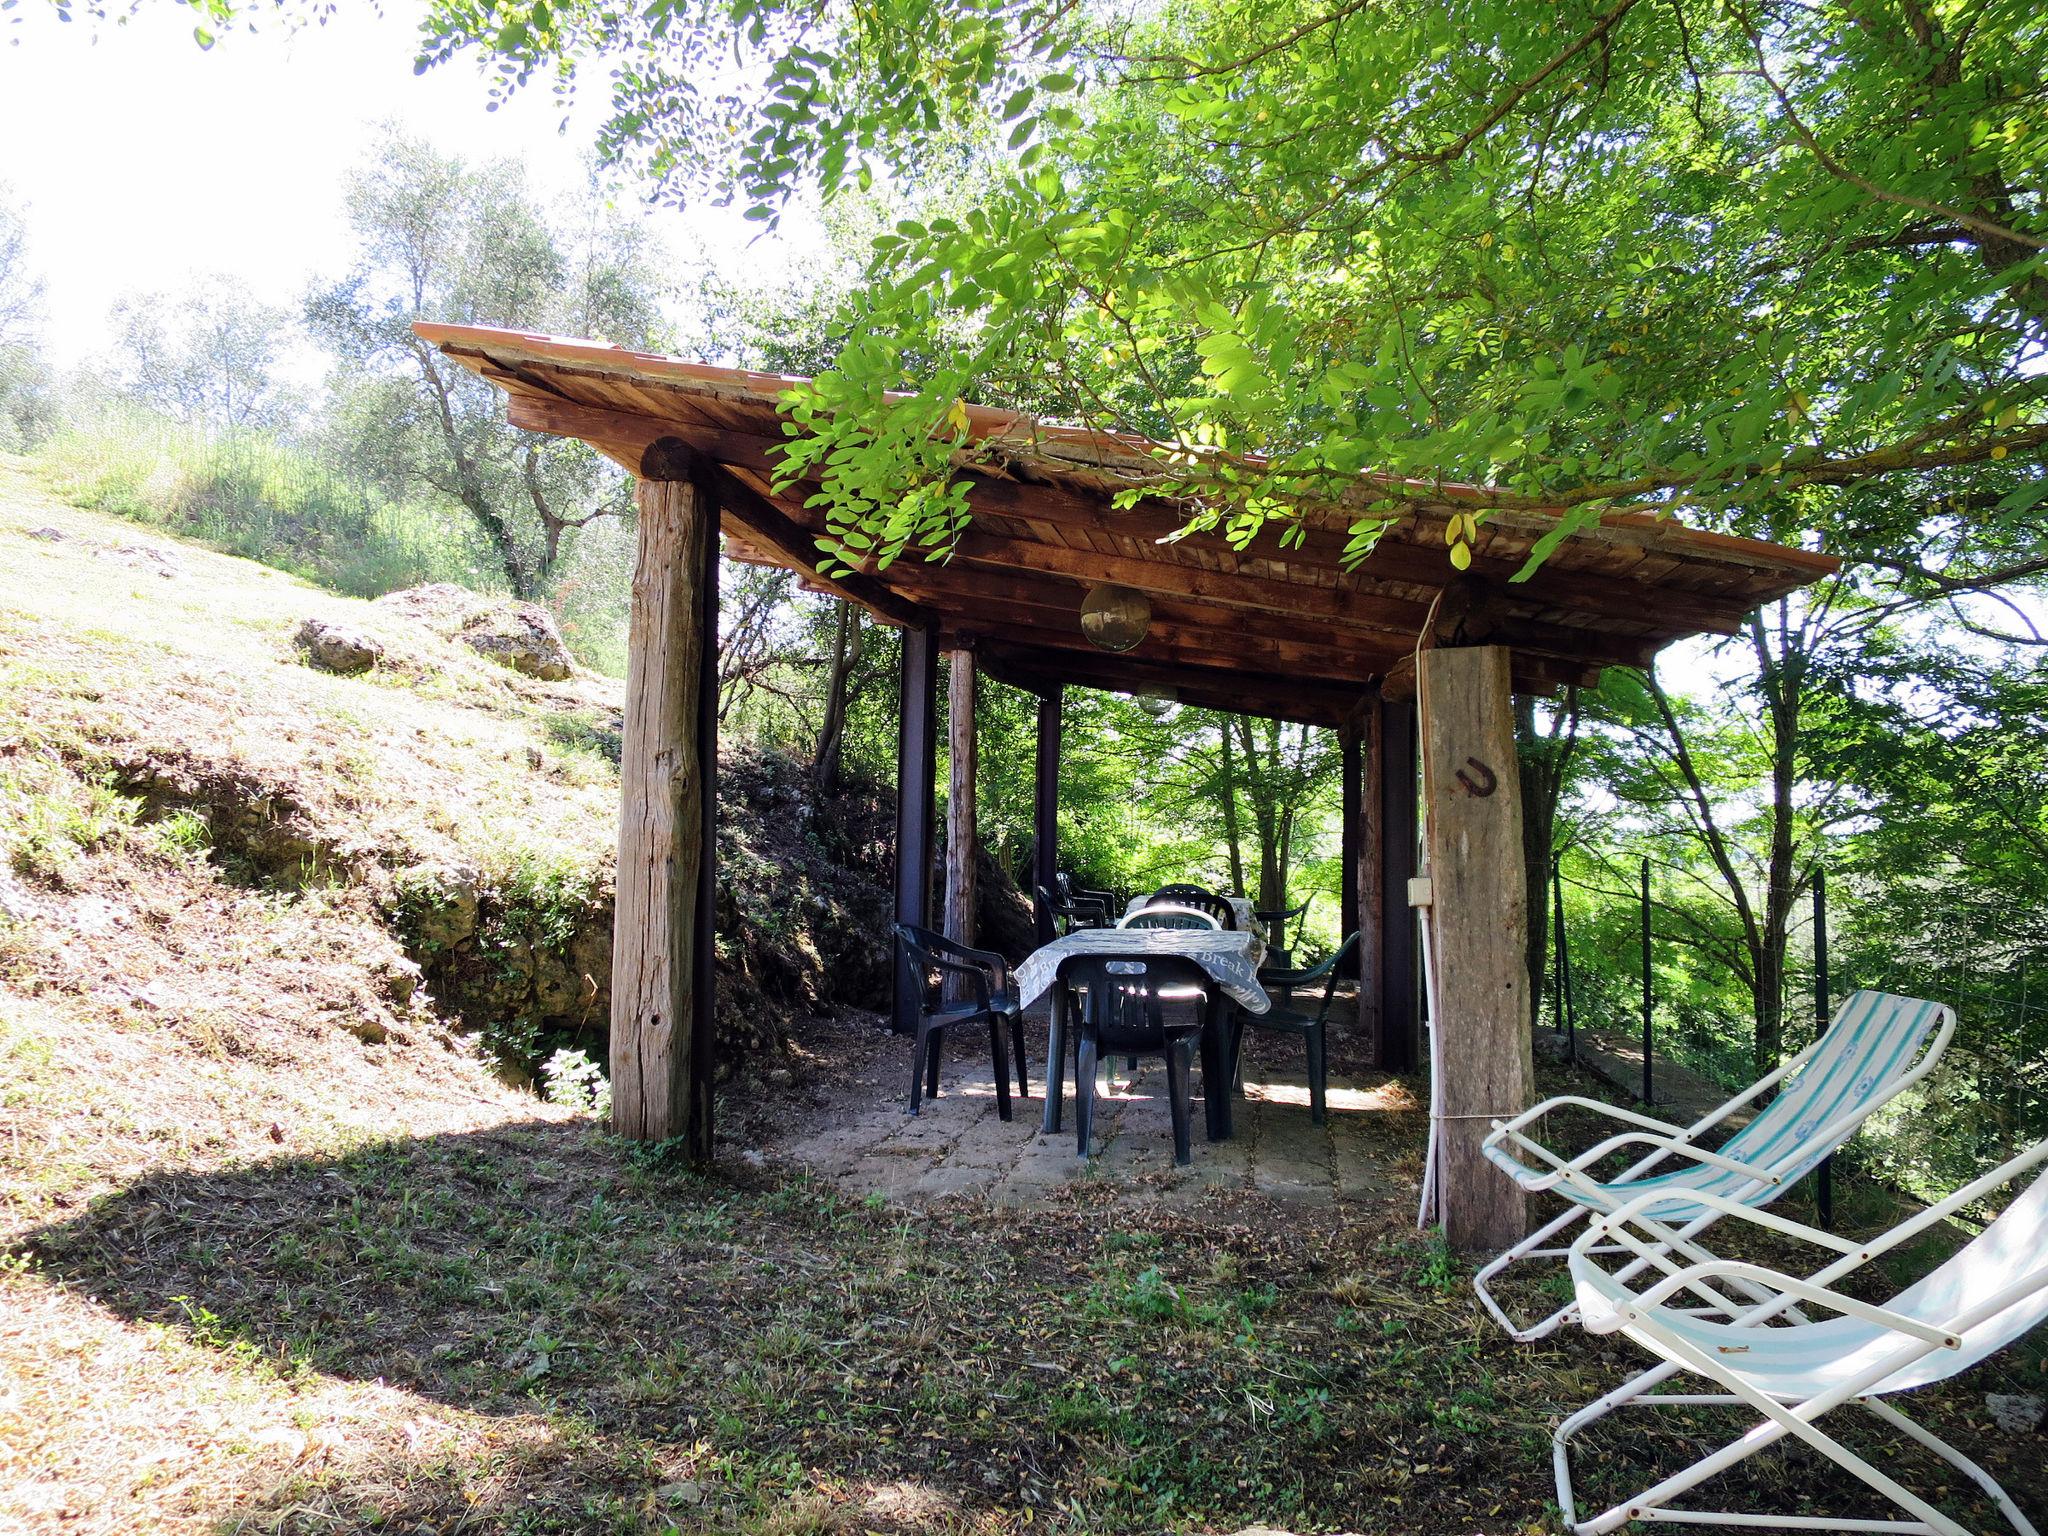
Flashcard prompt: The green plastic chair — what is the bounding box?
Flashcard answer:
[1233,932,1358,1125]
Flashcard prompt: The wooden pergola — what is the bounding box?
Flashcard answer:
[415,321,1836,1251]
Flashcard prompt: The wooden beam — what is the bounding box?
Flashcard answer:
[957,470,1725,638]
[937,604,1405,684]
[892,620,941,1034]
[610,438,718,1161]
[735,469,1664,667]
[1033,688,1062,946]
[944,649,977,950]
[1419,646,1530,1252]
[500,387,1753,644]
[700,463,931,631]
[975,640,1363,728]
[1378,697,1418,1072]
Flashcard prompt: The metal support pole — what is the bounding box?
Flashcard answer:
[1641,855,1654,1106]
[1554,860,1576,1064]
[1032,688,1061,946]
[1814,864,1833,1229]
[891,621,940,1035]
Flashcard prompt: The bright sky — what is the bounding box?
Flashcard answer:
[0,3,785,371]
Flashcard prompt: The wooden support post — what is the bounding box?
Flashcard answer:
[892,620,940,1034]
[1419,645,1530,1253]
[1033,687,1062,946]
[1377,697,1419,1072]
[610,438,718,1159]
[1339,722,1361,981]
[944,649,978,948]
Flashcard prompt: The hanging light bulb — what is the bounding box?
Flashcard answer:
[1080,583,1151,652]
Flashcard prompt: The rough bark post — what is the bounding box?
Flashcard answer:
[891,620,940,1034]
[1033,687,1062,945]
[1419,645,1530,1252]
[1378,697,1419,1072]
[610,437,718,1160]
[1339,721,1361,980]
[943,648,978,949]
[1354,702,1385,1046]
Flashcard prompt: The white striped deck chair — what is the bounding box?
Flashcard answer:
[1476,990,1955,1341]
[1555,1136,2048,1535]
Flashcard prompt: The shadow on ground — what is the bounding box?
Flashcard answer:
[15,1105,2047,1534]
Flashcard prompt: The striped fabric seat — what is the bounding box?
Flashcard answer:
[1542,990,1949,1223]
[1558,1139,2048,1535]
[1475,989,1954,1342]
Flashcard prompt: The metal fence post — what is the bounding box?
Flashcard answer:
[1554,861,1576,1065]
[1641,855,1654,1106]
[1814,865,1833,1230]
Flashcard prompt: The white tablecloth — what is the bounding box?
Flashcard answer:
[1015,928,1270,1014]
[1121,893,1260,932]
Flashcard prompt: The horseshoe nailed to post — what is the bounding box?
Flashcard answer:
[1455,756,1498,798]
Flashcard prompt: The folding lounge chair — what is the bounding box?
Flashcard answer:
[1475,990,1955,1341]
[1554,1135,2048,1536]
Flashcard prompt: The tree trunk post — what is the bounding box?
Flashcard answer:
[891,620,941,1034]
[610,438,719,1160]
[1033,687,1062,945]
[1339,721,1362,980]
[1377,696,1419,1072]
[944,648,978,949]
[1419,645,1530,1253]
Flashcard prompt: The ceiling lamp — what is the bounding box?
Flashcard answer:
[1134,688,1177,719]
[1080,583,1151,653]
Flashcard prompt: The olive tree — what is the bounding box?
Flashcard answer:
[305,130,671,599]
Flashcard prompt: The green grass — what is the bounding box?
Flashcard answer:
[35,407,492,600]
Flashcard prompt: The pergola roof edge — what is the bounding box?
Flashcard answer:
[416,321,1839,715]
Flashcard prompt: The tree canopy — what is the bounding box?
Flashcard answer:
[392,0,2048,578]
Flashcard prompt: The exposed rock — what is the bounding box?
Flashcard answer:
[1988,1392,2044,1433]
[343,1013,391,1045]
[98,544,183,578]
[26,525,64,541]
[377,583,574,681]
[293,617,385,675]
[389,864,481,952]
[461,610,574,680]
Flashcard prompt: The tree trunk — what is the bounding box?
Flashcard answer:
[1515,688,1580,1029]
[1236,717,1286,911]
[813,599,861,793]
[1752,602,1805,1076]
[1218,719,1246,896]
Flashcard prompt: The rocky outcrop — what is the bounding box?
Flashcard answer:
[100,726,899,1081]
[379,745,899,1078]
[377,584,575,681]
[293,617,385,675]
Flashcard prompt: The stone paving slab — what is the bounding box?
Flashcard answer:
[775,1018,1410,1215]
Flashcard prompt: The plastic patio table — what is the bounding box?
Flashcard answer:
[1015,927,1269,1142]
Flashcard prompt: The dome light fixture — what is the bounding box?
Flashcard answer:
[1080,582,1151,653]
[1134,688,1177,719]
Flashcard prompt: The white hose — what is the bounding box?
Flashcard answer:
[1410,589,1445,1231]
[1416,895,1443,1229]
